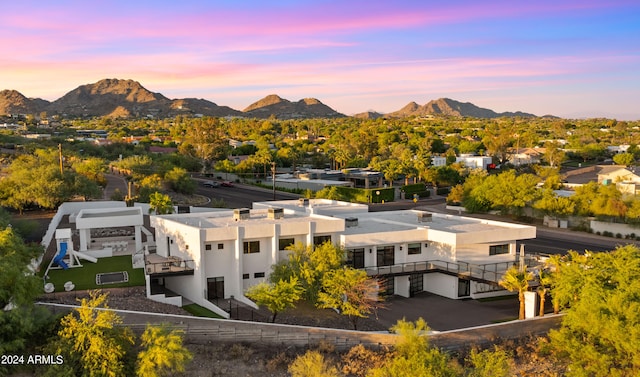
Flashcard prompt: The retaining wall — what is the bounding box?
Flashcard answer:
[38,303,562,351]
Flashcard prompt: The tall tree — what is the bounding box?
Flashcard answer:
[270,242,344,303]
[317,267,382,330]
[179,117,227,172]
[245,277,303,323]
[56,291,135,377]
[549,246,640,376]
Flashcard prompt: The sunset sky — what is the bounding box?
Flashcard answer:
[1,0,639,119]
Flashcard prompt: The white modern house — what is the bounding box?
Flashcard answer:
[456,155,493,170]
[146,199,536,317]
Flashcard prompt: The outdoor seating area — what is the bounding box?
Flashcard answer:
[101,240,129,252]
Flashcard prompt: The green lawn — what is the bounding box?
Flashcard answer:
[44,255,145,292]
[182,303,224,318]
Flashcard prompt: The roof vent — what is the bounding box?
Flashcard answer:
[268,207,284,220]
[345,217,358,228]
[233,208,250,221]
[417,211,432,223]
[299,198,309,207]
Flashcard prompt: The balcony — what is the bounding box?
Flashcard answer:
[363,260,515,286]
[144,254,195,277]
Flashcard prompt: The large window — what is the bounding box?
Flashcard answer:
[410,274,423,296]
[377,246,395,267]
[407,243,421,255]
[243,240,260,254]
[313,235,332,246]
[489,244,509,255]
[278,238,295,251]
[346,248,365,269]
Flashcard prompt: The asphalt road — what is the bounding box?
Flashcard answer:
[194,180,300,208]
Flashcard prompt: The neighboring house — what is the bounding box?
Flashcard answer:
[597,166,640,184]
[508,147,545,166]
[607,145,630,154]
[147,199,536,317]
[431,156,447,167]
[598,166,640,195]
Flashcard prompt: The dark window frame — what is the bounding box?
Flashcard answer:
[489,244,509,255]
[347,248,365,269]
[313,235,332,246]
[278,237,295,251]
[407,242,421,255]
[243,240,260,254]
[377,245,395,267]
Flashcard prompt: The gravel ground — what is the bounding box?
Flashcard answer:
[37,286,191,316]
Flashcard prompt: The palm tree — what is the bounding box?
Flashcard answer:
[545,254,564,314]
[537,270,553,317]
[499,265,533,320]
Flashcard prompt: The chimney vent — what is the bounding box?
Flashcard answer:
[233,208,250,221]
[417,211,432,223]
[345,217,358,228]
[268,207,284,220]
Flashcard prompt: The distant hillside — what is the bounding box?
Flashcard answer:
[0,79,342,119]
[243,94,345,119]
[0,90,50,116]
[352,111,384,119]
[388,98,537,118]
[1,79,543,120]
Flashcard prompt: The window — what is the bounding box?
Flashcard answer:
[377,246,395,267]
[243,240,260,254]
[279,238,295,251]
[410,274,423,296]
[407,243,421,255]
[242,273,249,279]
[254,272,265,278]
[489,244,509,255]
[346,248,365,269]
[313,235,332,246]
[217,243,224,250]
[205,244,212,251]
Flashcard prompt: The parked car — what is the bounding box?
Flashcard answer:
[202,180,219,188]
[220,181,234,187]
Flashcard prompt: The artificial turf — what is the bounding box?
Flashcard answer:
[44,255,145,292]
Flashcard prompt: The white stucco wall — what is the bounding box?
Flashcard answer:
[424,273,458,299]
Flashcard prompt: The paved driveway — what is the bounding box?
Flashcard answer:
[376,292,519,331]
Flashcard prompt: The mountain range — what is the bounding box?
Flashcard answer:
[0,78,539,120]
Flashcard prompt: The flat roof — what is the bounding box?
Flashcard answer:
[78,208,142,218]
[337,210,525,235]
[158,209,330,229]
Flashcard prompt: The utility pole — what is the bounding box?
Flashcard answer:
[58,144,63,175]
[271,162,276,200]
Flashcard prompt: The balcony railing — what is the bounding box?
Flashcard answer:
[144,255,195,276]
[363,259,515,285]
